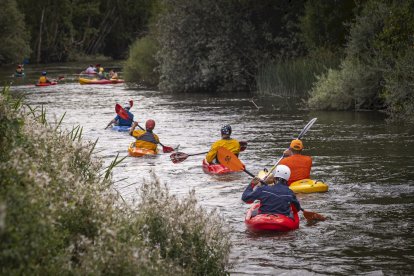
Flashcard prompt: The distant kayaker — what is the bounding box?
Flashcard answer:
[83,64,96,74]
[108,69,118,79]
[205,125,241,164]
[106,102,134,128]
[15,64,24,74]
[279,139,312,185]
[97,67,107,80]
[129,119,160,152]
[38,71,52,84]
[241,165,302,218]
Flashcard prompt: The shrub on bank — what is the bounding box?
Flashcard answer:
[124,36,160,87]
[0,88,231,275]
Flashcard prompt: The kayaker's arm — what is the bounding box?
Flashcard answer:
[241,182,262,204]
[129,121,139,136]
[290,193,302,212]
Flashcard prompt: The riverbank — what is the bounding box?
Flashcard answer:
[0,86,230,275]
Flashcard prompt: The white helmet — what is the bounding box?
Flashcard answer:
[123,102,131,109]
[274,165,291,181]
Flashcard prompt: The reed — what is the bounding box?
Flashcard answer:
[256,53,340,98]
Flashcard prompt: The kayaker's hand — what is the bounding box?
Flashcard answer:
[283,148,293,157]
[250,177,260,187]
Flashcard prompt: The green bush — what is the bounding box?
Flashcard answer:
[124,36,160,87]
[0,88,231,275]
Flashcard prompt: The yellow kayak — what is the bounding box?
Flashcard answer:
[128,142,157,157]
[256,170,328,194]
[79,78,124,85]
[289,179,328,193]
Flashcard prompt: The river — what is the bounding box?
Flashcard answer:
[2,62,414,275]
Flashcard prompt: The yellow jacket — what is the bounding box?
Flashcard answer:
[132,129,159,151]
[38,76,48,83]
[205,138,240,163]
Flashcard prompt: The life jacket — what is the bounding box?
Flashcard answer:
[279,154,312,185]
[38,76,47,83]
[205,138,240,163]
[132,130,159,151]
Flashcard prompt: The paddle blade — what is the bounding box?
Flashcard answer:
[129,99,133,108]
[303,210,326,222]
[170,152,189,163]
[162,145,174,153]
[217,147,244,171]
[239,141,248,152]
[297,118,317,140]
[115,104,130,120]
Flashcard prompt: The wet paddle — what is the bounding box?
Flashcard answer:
[170,141,248,164]
[115,104,174,153]
[264,118,317,180]
[217,147,268,185]
[218,147,326,223]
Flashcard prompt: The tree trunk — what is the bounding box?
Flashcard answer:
[37,7,45,63]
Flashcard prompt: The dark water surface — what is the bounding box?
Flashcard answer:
[3,63,414,275]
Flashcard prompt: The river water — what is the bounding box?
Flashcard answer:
[2,62,414,275]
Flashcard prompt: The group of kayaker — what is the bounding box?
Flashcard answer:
[81,64,119,80]
[106,101,162,152]
[107,101,318,228]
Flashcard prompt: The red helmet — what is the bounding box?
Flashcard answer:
[145,119,155,130]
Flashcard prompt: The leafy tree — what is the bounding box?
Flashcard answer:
[0,0,31,65]
[299,0,356,52]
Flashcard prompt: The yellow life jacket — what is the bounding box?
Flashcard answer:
[39,76,47,83]
[132,129,159,151]
[205,138,240,163]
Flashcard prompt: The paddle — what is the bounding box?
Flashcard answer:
[217,147,326,222]
[115,104,174,153]
[264,118,317,180]
[217,147,268,185]
[170,141,248,164]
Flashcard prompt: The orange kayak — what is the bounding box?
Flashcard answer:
[128,142,157,157]
[202,159,233,174]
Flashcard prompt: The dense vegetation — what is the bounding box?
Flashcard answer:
[1,0,413,122]
[1,0,153,64]
[0,88,231,274]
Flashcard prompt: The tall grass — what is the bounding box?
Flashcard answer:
[0,88,231,275]
[256,51,340,98]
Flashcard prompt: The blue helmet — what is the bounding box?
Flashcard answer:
[221,125,232,135]
[41,71,47,76]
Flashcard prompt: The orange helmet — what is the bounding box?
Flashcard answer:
[145,119,155,130]
[290,139,303,150]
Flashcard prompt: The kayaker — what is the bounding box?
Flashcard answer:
[106,102,134,128]
[241,165,302,218]
[15,64,24,74]
[38,71,52,84]
[109,69,118,79]
[83,64,96,74]
[205,125,241,164]
[279,139,312,185]
[97,67,106,80]
[129,119,160,152]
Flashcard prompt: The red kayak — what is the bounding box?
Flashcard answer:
[245,203,299,233]
[202,159,233,174]
[35,82,57,87]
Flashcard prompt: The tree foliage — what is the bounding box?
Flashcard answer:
[0,0,31,65]
[308,0,414,122]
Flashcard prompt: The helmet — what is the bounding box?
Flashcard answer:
[145,119,155,130]
[123,102,131,109]
[41,71,47,76]
[99,67,104,72]
[290,139,303,150]
[221,125,232,136]
[274,165,291,181]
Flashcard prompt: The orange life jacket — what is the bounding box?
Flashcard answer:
[279,154,312,185]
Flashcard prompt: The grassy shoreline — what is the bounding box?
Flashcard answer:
[0,87,231,275]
